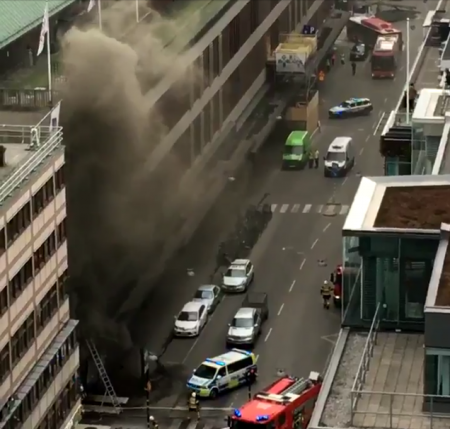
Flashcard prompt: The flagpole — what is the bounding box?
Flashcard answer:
[46,3,52,102]
[136,0,139,23]
[98,0,102,30]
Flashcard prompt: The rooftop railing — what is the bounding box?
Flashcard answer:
[0,125,63,205]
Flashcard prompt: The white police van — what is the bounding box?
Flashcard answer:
[324,137,355,177]
[187,349,258,398]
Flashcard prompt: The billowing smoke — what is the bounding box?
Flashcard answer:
[61,0,206,351]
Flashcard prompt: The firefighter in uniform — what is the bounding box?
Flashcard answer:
[187,392,200,420]
[320,280,333,309]
[149,416,159,429]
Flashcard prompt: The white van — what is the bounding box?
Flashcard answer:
[324,137,355,177]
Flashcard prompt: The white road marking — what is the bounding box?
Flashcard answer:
[365,135,370,143]
[182,336,201,364]
[373,111,385,135]
[359,147,364,155]
[291,204,300,213]
[299,259,306,270]
[278,303,285,316]
[323,223,331,233]
[311,238,319,249]
[303,204,312,213]
[280,204,289,213]
[316,205,323,214]
[271,204,277,212]
[341,177,348,186]
[264,328,273,342]
[340,205,350,215]
[289,280,296,292]
[384,97,387,103]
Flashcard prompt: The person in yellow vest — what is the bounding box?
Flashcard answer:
[187,392,200,420]
[318,70,325,82]
[314,149,320,168]
[320,280,333,309]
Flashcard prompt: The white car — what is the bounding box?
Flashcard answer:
[173,301,208,337]
[222,259,254,293]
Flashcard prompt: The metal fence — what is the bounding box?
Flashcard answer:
[351,302,382,407]
[0,88,61,111]
[349,391,450,429]
[0,125,63,205]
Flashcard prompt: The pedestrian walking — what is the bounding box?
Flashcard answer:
[326,58,331,72]
[331,52,336,66]
[317,120,322,133]
[340,53,345,65]
[351,61,356,76]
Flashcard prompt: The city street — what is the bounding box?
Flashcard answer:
[108,2,435,428]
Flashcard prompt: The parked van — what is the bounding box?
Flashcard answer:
[324,137,355,177]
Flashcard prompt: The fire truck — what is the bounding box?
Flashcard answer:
[371,34,402,78]
[230,372,322,429]
[347,16,401,49]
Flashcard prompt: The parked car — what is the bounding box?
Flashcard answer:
[226,293,269,347]
[173,301,208,337]
[192,284,222,314]
[222,259,254,293]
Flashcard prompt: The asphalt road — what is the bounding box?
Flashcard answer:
[124,0,434,418]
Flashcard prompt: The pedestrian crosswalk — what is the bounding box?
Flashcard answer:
[109,417,226,429]
[268,203,350,216]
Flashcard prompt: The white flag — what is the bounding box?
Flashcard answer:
[49,101,61,134]
[87,0,96,13]
[37,2,49,56]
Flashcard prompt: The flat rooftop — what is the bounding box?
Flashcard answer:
[322,332,449,429]
[413,89,450,124]
[343,175,450,233]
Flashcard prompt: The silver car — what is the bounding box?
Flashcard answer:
[222,259,254,293]
[192,285,222,314]
[226,307,262,347]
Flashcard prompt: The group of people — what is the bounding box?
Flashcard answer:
[320,265,343,309]
[308,149,320,168]
[324,52,358,76]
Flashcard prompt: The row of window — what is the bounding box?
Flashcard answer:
[0,330,78,429]
[153,0,280,135]
[0,164,66,255]
[0,217,67,316]
[0,268,69,383]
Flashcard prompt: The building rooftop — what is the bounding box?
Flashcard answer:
[319,332,450,429]
[412,88,450,124]
[343,175,450,233]
[0,109,63,206]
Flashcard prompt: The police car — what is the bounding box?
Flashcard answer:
[222,259,254,293]
[328,98,373,118]
[187,349,258,398]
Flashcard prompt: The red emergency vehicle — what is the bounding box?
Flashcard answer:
[347,16,401,49]
[371,34,402,78]
[230,372,322,429]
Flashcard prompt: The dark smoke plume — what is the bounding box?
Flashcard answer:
[61,0,206,351]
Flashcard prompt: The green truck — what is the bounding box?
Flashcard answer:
[282,131,311,169]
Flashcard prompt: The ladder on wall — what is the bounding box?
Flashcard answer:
[86,340,122,414]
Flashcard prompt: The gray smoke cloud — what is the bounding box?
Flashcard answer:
[61,0,207,350]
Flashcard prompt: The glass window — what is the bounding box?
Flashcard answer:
[284,145,304,155]
[194,289,213,299]
[232,317,253,328]
[194,364,217,379]
[425,351,450,396]
[178,311,198,321]
[326,152,345,162]
[226,267,246,277]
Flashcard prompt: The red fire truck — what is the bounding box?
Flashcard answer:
[347,16,402,49]
[230,372,323,429]
[371,33,402,78]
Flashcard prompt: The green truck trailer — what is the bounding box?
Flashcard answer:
[282,130,311,169]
